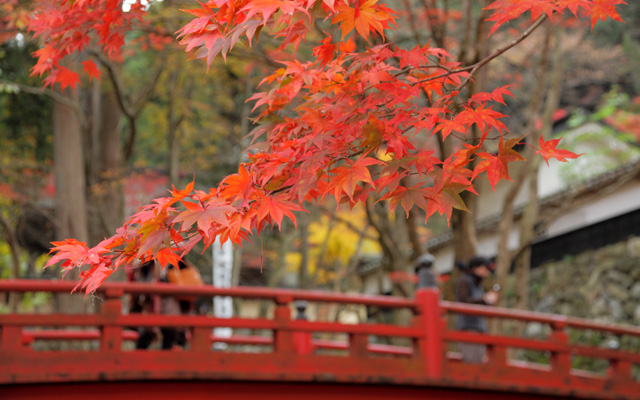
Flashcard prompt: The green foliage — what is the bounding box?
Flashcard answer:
[0,290,52,314]
[559,88,640,183]
[0,41,53,164]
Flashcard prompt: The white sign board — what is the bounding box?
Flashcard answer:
[212,237,234,347]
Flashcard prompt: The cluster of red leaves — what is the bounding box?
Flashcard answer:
[486,0,626,35]
[27,0,145,90]
[605,107,640,142]
[38,0,621,292]
[177,0,395,67]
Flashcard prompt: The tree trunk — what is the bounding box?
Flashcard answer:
[167,69,183,187]
[514,27,564,311]
[53,91,88,244]
[444,2,491,299]
[53,90,88,314]
[86,89,124,246]
[495,24,554,309]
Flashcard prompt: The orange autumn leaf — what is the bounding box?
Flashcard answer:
[331,0,395,40]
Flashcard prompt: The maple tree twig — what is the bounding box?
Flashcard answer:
[416,15,548,88]
[0,78,79,112]
[89,50,135,117]
[316,204,378,241]
[454,14,548,92]
[0,79,88,128]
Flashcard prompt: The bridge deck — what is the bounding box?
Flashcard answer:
[0,280,639,399]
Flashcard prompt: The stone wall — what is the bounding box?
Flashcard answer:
[529,236,640,325]
[524,236,640,373]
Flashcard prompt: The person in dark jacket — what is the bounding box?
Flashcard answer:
[454,256,498,364]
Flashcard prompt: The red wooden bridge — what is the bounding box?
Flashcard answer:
[0,279,639,399]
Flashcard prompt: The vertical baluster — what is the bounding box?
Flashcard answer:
[293,300,312,355]
[487,344,507,367]
[549,320,571,380]
[191,327,211,352]
[608,352,633,389]
[1,325,23,353]
[274,295,294,354]
[415,288,443,379]
[349,332,368,360]
[100,288,123,352]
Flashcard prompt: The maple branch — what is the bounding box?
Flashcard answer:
[89,49,163,117]
[454,14,548,92]
[0,79,87,127]
[416,15,548,88]
[90,50,134,117]
[0,79,73,109]
[394,64,453,78]
[316,204,378,241]
[131,60,165,117]
[420,0,445,48]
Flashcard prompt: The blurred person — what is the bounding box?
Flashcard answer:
[127,260,160,349]
[454,256,498,364]
[414,252,438,290]
[161,259,204,349]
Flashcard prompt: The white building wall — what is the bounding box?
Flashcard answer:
[432,178,640,274]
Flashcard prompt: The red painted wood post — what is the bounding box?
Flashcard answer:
[349,333,369,360]
[607,357,633,387]
[274,295,294,354]
[292,300,312,355]
[0,325,23,353]
[486,343,507,367]
[191,328,211,352]
[100,288,123,352]
[415,288,443,379]
[549,320,571,379]
[487,318,507,368]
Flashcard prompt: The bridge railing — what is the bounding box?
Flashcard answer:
[440,300,640,387]
[0,279,638,399]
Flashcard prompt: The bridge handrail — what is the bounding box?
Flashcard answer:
[0,279,638,399]
[4,279,638,337]
[0,279,416,309]
[441,300,640,337]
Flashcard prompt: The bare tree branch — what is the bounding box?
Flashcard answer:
[89,50,134,118]
[0,79,87,127]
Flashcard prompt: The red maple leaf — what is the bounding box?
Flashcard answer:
[331,0,395,40]
[327,157,382,201]
[219,164,254,208]
[425,182,470,223]
[56,66,81,91]
[379,183,431,217]
[469,85,514,105]
[474,136,525,189]
[254,192,306,229]
[173,198,235,234]
[536,136,582,166]
[45,239,92,269]
[156,247,182,268]
[590,0,626,30]
[74,263,114,295]
[81,60,101,82]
